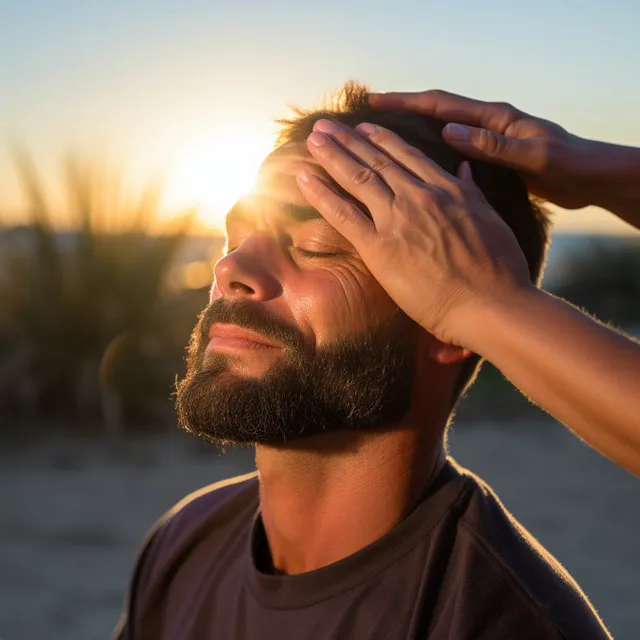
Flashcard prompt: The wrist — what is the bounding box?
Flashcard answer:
[453,285,545,355]
[570,138,640,211]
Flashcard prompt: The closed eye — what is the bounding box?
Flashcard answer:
[226,246,342,259]
[293,247,343,259]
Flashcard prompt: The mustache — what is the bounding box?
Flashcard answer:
[197,298,307,352]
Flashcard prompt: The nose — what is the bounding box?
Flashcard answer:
[212,234,282,302]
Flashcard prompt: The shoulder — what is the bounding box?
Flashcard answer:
[138,469,259,568]
[152,470,259,547]
[113,471,259,639]
[447,459,611,640]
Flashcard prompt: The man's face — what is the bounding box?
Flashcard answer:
[175,141,419,446]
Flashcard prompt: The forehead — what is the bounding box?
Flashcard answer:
[225,142,330,229]
[257,141,327,204]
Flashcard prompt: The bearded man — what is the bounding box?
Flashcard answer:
[113,84,611,640]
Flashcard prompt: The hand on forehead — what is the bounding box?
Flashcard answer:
[255,141,331,204]
[252,140,367,217]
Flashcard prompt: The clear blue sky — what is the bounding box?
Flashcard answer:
[2,0,639,231]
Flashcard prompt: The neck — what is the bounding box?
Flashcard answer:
[255,410,447,575]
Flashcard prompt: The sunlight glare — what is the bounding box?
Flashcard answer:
[165,129,273,231]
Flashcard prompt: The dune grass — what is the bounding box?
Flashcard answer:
[0,149,204,438]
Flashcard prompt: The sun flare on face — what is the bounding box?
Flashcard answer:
[164,129,274,232]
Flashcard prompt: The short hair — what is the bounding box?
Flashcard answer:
[276,82,550,407]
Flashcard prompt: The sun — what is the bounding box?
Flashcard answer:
[165,129,274,232]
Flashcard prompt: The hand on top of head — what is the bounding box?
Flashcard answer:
[370,89,594,210]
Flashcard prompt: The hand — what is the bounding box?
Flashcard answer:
[370,90,596,210]
[296,119,533,347]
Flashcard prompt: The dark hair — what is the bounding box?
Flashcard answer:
[277,82,551,407]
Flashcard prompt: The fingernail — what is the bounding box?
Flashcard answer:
[314,119,339,134]
[444,123,470,142]
[307,132,329,147]
[355,122,378,137]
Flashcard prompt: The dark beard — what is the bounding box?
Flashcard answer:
[175,298,417,446]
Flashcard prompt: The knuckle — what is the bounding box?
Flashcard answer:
[477,130,505,156]
[327,198,360,227]
[327,200,351,224]
[490,101,521,131]
[427,89,447,100]
[415,187,438,210]
[352,166,377,186]
[494,101,518,116]
[403,145,427,163]
[367,154,394,175]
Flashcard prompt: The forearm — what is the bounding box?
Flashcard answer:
[465,288,640,475]
[578,139,640,229]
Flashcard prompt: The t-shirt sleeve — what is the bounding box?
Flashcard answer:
[111,518,166,640]
[110,474,259,639]
[427,516,607,640]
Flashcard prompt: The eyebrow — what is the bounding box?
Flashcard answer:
[225,201,324,230]
[281,203,324,222]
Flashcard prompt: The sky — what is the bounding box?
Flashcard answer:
[2,0,639,233]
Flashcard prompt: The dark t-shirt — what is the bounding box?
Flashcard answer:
[113,458,611,640]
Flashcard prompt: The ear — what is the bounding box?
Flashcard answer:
[426,339,474,365]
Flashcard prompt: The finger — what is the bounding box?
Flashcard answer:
[312,119,413,194]
[457,160,473,183]
[354,122,455,189]
[306,129,394,213]
[444,125,539,173]
[457,161,489,204]
[370,90,520,133]
[296,170,376,247]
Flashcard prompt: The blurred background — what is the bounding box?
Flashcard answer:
[1,0,639,638]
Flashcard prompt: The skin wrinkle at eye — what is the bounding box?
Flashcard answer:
[322,262,389,340]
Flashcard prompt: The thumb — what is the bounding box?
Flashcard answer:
[443,124,533,173]
[457,161,489,204]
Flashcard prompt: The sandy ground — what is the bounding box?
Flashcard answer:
[1,421,638,640]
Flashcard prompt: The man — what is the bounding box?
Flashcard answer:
[113,83,611,639]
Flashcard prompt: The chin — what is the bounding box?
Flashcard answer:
[177,309,417,448]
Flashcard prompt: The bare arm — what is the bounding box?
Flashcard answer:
[463,288,640,475]
[371,91,640,230]
[575,139,640,229]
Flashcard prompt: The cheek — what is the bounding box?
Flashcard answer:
[285,263,397,346]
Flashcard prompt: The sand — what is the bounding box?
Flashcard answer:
[1,421,638,639]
